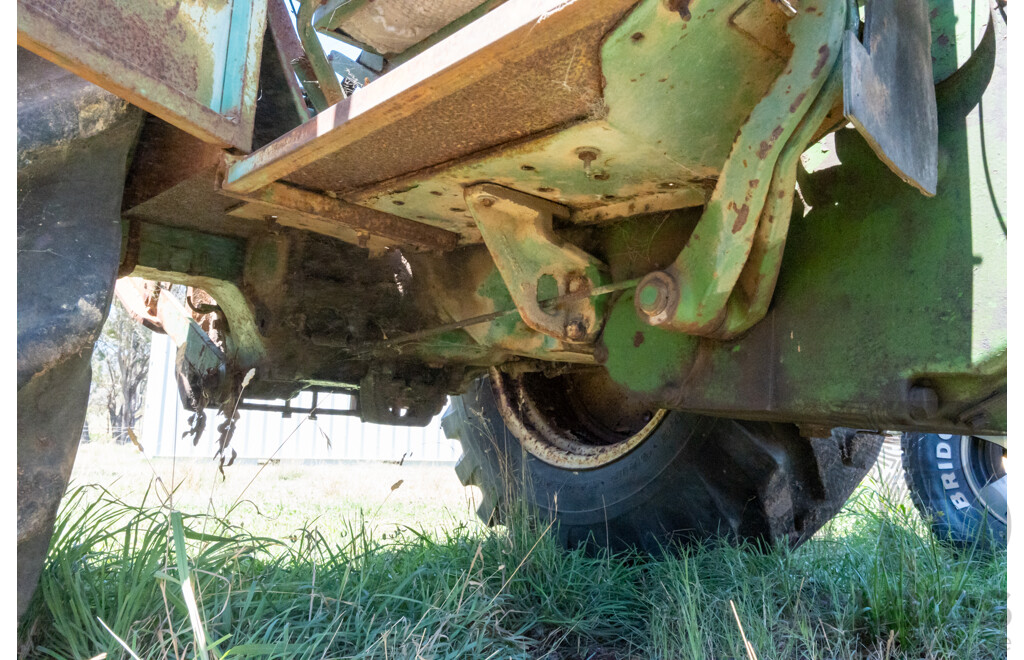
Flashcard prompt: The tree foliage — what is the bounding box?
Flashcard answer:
[91,299,151,443]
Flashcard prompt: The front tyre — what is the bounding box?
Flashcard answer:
[443,369,883,553]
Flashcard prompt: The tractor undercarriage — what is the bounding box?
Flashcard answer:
[16,0,1007,616]
[78,0,1003,437]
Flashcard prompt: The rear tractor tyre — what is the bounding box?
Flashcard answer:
[442,369,883,553]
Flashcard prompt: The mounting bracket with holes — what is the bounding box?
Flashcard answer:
[465,183,609,344]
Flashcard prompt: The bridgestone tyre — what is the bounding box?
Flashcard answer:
[442,374,884,553]
[901,433,1007,549]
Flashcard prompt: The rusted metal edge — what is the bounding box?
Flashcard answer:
[223,0,639,193]
[18,1,266,153]
[296,0,345,111]
[221,181,459,251]
[266,0,315,121]
[114,277,166,334]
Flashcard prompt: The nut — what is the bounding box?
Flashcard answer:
[634,271,678,326]
[565,319,588,341]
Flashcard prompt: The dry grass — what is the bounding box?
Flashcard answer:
[69,442,484,541]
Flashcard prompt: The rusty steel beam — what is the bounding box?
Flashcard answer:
[222,182,459,251]
[266,0,314,122]
[223,0,638,194]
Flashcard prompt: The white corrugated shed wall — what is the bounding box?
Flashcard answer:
[141,333,460,463]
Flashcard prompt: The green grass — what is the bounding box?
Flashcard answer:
[19,447,1007,659]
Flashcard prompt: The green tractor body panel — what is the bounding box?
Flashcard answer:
[18,0,1007,434]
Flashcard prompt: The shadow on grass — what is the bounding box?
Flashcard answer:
[19,480,1006,660]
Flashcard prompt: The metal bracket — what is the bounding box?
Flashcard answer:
[465,183,609,344]
[843,0,938,196]
[359,370,447,427]
[634,0,849,337]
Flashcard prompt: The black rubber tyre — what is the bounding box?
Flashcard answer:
[442,371,884,553]
[901,433,1007,549]
[17,49,142,617]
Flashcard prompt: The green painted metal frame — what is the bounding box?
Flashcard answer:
[125,222,266,368]
[18,0,269,151]
[295,0,345,112]
[598,6,1006,434]
[633,0,849,337]
[465,184,609,344]
[54,0,998,435]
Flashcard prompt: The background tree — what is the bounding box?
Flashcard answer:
[90,299,152,443]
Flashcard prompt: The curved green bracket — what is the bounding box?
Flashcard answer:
[634,1,848,336]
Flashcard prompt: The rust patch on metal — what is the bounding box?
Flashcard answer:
[228,1,637,195]
[729,202,751,234]
[789,91,806,113]
[757,125,785,159]
[633,331,645,347]
[666,0,692,21]
[223,182,459,251]
[812,44,830,78]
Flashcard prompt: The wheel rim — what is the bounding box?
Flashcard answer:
[489,367,667,470]
[951,434,1008,525]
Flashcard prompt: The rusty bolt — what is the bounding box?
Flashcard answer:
[565,319,588,341]
[576,147,600,164]
[476,195,497,208]
[566,273,588,295]
[635,271,677,325]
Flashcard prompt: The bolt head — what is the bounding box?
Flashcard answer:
[477,195,496,207]
[634,271,677,324]
[638,284,662,311]
[565,319,588,341]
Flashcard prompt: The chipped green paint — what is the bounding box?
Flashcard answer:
[477,269,562,353]
[467,184,609,343]
[349,0,794,236]
[128,222,266,366]
[634,0,848,335]
[601,291,698,394]
[929,0,992,84]
[600,23,1006,433]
